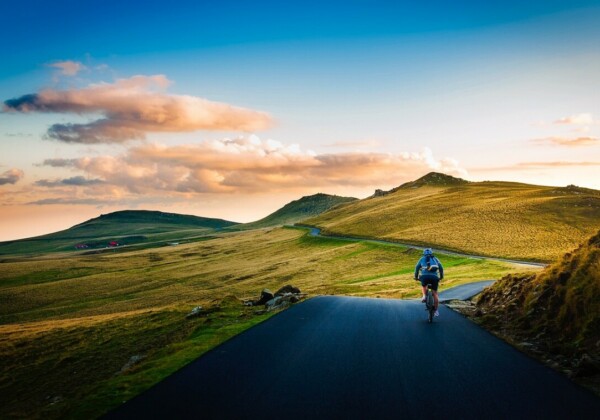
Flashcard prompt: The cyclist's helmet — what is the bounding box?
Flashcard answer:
[423,248,433,256]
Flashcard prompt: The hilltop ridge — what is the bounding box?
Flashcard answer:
[237,193,357,229]
[399,172,469,188]
[0,210,239,255]
[306,173,600,261]
[75,210,238,230]
[373,172,468,197]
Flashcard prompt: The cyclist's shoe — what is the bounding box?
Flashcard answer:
[434,310,440,317]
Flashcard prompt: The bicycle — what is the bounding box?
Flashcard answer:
[424,283,436,323]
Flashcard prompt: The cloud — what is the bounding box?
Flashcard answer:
[35,176,104,187]
[554,113,595,125]
[48,60,87,76]
[28,198,107,206]
[0,168,24,185]
[3,75,273,144]
[40,158,79,168]
[39,136,466,195]
[516,161,600,168]
[532,136,599,147]
[470,161,600,172]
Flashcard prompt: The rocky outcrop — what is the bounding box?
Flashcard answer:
[245,285,306,311]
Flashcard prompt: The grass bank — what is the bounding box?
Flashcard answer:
[0,227,540,418]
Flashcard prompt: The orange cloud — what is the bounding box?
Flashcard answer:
[36,136,466,196]
[3,75,273,143]
[532,136,599,147]
[554,113,595,125]
[0,169,24,185]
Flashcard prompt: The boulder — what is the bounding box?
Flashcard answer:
[185,306,204,319]
[255,289,275,305]
[275,285,301,296]
[265,296,283,309]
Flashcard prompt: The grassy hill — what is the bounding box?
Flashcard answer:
[0,210,239,255]
[235,193,357,230]
[473,230,600,393]
[305,172,600,262]
[0,227,536,418]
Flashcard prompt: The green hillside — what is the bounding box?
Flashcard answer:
[474,230,600,392]
[0,227,533,418]
[0,210,239,256]
[305,172,600,262]
[235,193,357,230]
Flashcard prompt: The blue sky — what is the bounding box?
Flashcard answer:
[1,1,599,240]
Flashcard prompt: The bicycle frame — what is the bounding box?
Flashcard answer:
[425,284,436,323]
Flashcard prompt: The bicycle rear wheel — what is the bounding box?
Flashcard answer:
[426,290,435,323]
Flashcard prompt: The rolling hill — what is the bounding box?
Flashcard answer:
[0,210,239,255]
[234,193,357,230]
[304,172,600,261]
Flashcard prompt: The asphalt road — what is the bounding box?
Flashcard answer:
[438,280,496,302]
[106,296,600,419]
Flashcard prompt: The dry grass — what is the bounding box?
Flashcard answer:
[305,182,600,262]
[0,227,539,418]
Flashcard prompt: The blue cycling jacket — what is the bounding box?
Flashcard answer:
[414,255,444,280]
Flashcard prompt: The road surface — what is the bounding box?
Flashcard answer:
[438,280,496,302]
[106,296,599,419]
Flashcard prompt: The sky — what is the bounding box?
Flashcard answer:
[1,0,599,241]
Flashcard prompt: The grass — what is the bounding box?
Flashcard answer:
[0,227,539,418]
[0,210,238,256]
[229,193,357,230]
[472,229,600,395]
[304,175,600,262]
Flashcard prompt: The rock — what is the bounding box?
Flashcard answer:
[265,296,283,309]
[120,355,145,373]
[373,189,388,197]
[186,306,204,319]
[267,299,290,312]
[255,289,275,305]
[275,285,301,296]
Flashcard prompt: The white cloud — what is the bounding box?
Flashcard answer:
[47,60,87,76]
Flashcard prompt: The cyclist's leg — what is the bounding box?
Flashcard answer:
[430,278,440,310]
[419,278,427,300]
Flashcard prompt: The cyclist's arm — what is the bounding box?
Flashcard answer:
[414,261,421,280]
[439,261,444,280]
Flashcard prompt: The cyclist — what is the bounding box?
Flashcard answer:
[414,248,444,317]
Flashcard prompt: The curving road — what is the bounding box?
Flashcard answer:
[106,295,599,419]
[305,227,547,268]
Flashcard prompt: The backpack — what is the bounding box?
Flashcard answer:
[424,255,439,273]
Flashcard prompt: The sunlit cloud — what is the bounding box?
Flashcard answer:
[516,161,600,168]
[3,75,273,144]
[554,113,595,125]
[47,60,87,76]
[531,136,599,147]
[0,168,24,185]
[35,136,466,197]
[470,161,600,171]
